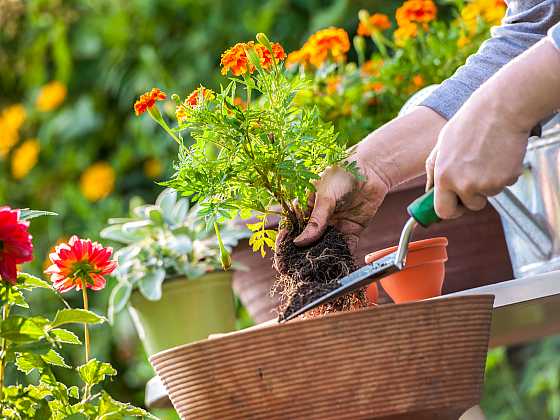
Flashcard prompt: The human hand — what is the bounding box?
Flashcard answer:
[425,91,529,220]
[294,106,447,251]
[426,38,560,220]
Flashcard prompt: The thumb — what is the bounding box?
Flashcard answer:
[294,193,335,246]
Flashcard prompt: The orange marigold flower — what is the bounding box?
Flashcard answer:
[233,97,247,110]
[357,13,392,36]
[361,59,384,77]
[457,34,470,47]
[394,22,418,47]
[186,87,214,107]
[255,42,286,69]
[286,28,350,69]
[134,88,167,116]
[221,41,286,76]
[306,27,350,67]
[176,86,215,123]
[286,48,308,68]
[366,81,385,93]
[396,0,437,27]
[221,42,252,76]
[325,75,342,95]
[412,75,425,88]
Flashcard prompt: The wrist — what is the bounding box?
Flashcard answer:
[351,106,446,189]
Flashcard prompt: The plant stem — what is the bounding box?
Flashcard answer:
[81,286,90,364]
[0,303,10,401]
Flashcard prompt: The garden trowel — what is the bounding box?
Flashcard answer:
[282,188,441,322]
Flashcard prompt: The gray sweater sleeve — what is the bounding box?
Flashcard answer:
[421,0,560,120]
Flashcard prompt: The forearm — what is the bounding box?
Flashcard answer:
[422,0,560,120]
[475,38,560,133]
[353,106,446,189]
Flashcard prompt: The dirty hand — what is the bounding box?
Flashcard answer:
[293,163,390,252]
[426,38,560,220]
[294,106,447,251]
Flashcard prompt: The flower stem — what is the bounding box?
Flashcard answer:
[81,286,90,364]
[0,303,10,401]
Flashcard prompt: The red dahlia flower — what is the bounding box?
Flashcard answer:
[0,207,33,284]
[45,235,117,293]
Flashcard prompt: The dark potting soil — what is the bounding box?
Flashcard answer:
[273,225,369,321]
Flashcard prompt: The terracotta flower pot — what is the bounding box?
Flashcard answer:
[150,295,494,420]
[366,237,448,304]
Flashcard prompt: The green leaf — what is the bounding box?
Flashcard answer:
[19,209,58,221]
[97,391,155,419]
[51,309,105,328]
[41,349,70,368]
[77,359,116,386]
[138,269,165,301]
[50,328,81,345]
[67,385,80,399]
[17,272,53,290]
[15,353,45,375]
[1,316,48,342]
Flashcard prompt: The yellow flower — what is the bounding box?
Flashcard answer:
[461,0,506,33]
[80,162,116,202]
[11,139,40,180]
[394,23,418,47]
[143,158,163,179]
[457,34,470,47]
[0,104,26,158]
[36,81,67,112]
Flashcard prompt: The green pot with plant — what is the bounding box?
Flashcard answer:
[134,33,373,321]
[101,189,248,356]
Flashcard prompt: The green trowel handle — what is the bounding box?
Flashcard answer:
[407,188,440,228]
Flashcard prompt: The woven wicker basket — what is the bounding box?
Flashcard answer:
[151,295,494,419]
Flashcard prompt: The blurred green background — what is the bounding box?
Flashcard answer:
[0,0,558,418]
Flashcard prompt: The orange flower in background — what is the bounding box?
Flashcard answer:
[287,27,350,69]
[457,34,470,47]
[36,81,67,112]
[366,81,385,93]
[80,162,115,202]
[326,75,342,95]
[394,22,418,46]
[396,0,437,27]
[143,158,163,179]
[412,75,425,88]
[233,96,247,110]
[11,138,40,180]
[286,48,308,68]
[45,235,117,293]
[361,59,384,77]
[0,104,26,158]
[134,88,167,116]
[461,0,506,33]
[357,13,392,36]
